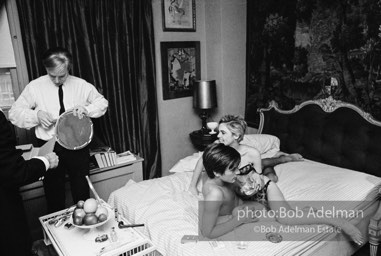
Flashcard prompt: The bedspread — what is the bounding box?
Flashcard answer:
[108,160,381,256]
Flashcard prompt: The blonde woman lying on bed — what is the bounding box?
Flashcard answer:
[200,143,364,245]
[188,114,302,196]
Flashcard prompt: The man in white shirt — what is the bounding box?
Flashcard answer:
[9,47,108,213]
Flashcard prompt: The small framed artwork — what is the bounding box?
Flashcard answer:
[162,0,196,32]
[161,41,200,100]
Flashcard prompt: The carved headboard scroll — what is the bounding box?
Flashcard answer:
[258,97,381,177]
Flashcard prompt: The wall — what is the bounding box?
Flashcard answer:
[152,0,247,176]
[205,0,247,117]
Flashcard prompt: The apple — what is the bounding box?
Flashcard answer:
[76,200,85,208]
[97,213,107,223]
[73,216,83,226]
[95,206,108,218]
[83,213,98,225]
[73,208,86,219]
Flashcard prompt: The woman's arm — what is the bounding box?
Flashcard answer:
[245,145,262,173]
[188,157,204,195]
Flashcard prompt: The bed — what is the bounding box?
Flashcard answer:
[108,97,381,256]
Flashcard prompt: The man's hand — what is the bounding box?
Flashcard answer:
[37,110,56,128]
[72,105,88,119]
[44,152,59,169]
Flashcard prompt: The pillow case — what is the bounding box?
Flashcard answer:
[169,152,202,173]
[240,134,280,155]
[169,134,280,173]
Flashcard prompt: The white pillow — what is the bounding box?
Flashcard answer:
[240,134,280,155]
[169,134,280,173]
[169,152,202,173]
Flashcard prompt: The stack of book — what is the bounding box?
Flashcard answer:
[90,147,137,168]
[93,151,117,168]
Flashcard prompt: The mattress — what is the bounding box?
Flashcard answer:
[108,159,381,256]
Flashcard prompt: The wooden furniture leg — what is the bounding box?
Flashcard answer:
[369,200,381,256]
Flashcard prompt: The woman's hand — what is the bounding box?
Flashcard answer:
[249,172,263,190]
[240,171,262,196]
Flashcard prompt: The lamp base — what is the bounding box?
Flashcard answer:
[199,111,208,134]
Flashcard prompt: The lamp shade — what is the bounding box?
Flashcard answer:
[193,80,217,109]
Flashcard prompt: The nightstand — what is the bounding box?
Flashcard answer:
[189,130,218,151]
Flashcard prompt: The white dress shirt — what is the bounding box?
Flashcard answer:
[9,75,108,141]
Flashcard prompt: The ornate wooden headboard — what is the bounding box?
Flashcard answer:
[258,97,381,177]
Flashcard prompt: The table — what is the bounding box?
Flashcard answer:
[21,156,144,242]
[39,203,162,256]
[189,130,218,151]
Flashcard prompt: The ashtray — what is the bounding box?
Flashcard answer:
[266,232,283,243]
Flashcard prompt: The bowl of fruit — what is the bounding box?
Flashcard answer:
[71,198,112,229]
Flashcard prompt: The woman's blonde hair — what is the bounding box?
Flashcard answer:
[219,115,247,142]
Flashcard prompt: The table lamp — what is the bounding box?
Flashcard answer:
[193,80,217,134]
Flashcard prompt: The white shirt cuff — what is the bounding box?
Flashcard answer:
[33,156,49,170]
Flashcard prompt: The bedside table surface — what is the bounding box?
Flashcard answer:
[89,155,144,175]
[189,130,218,151]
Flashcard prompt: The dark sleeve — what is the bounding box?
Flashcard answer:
[0,111,46,188]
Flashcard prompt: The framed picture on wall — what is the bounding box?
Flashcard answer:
[162,0,196,32]
[161,41,200,100]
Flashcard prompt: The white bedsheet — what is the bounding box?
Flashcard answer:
[108,159,381,256]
